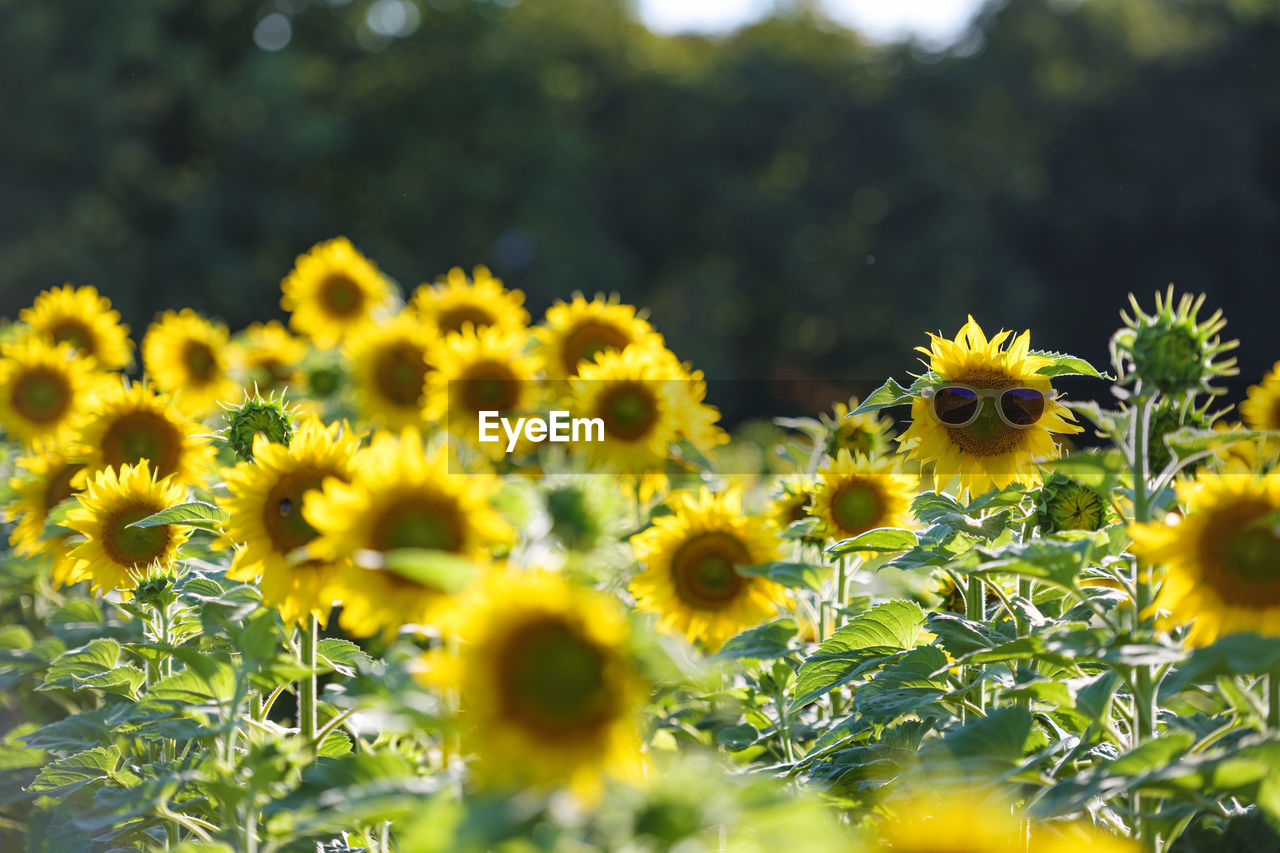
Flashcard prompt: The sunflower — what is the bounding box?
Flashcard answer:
[72,380,215,488]
[1130,469,1280,646]
[0,337,103,449]
[304,427,512,637]
[445,570,646,800]
[411,265,529,337]
[5,446,87,587]
[426,324,542,456]
[281,237,393,349]
[19,284,133,371]
[811,450,915,544]
[232,321,308,397]
[900,316,1081,495]
[630,488,789,651]
[345,313,436,429]
[822,398,892,460]
[876,792,1025,853]
[64,460,191,596]
[220,419,360,627]
[767,478,816,533]
[568,344,726,482]
[535,293,663,380]
[1242,361,1280,433]
[141,309,238,417]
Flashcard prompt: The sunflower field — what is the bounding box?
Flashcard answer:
[2,240,1280,853]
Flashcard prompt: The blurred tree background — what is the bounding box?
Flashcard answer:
[3,0,1279,421]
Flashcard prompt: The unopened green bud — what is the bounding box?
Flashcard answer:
[1111,286,1238,395]
[1034,473,1108,534]
[222,393,296,462]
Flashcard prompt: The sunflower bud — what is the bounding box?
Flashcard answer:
[222,393,296,462]
[1145,397,1217,474]
[133,572,178,611]
[1033,472,1108,534]
[1111,286,1238,395]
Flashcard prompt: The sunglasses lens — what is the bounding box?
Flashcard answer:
[1000,388,1045,426]
[932,386,979,426]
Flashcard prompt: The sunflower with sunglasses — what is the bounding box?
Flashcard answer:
[900,316,1081,495]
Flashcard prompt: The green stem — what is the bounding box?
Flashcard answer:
[1269,672,1280,731]
[299,616,318,744]
[965,574,987,712]
[834,555,848,629]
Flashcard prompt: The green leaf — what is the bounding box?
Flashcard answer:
[791,600,927,710]
[318,728,354,758]
[1168,634,1280,688]
[737,562,824,591]
[925,706,1036,769]
[826,528,918,557]
[781,517,822,540]
[318,638,374,676]
[714,619,798,662]
[143,660,237,712]
[357,548,476,593]
[126,501,228,532]
[1163,427,1264,460]
[716,724,759,752]
[26,745,138,796]
[849,378,914,415]
[925,612,1013,658]
[1047,449,1126,493]
[38,639,144,698]
[1030,350,1107,379]
[854,645,949,724]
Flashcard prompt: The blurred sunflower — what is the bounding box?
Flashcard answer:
[767,478,815,533]
[19,284,133,371]
[304,427,512,637]
[72,380,215,488]
[345,312,436,429]
[900,316,1081,495]
[0,338,103,449]
[1130,469,1280,645]
[281,236,392,348]
[426,324,542,456]
[445,570,646,800]
[412,265,529,337]
[142,309,238,417]
[877,792,1024,852]
[536,293,663,380]
[65,460,190,595]
[569,344,726,496]
[1241,361,1280,432]
[821,398,893,460]
[232,321,308,397]
[630,488,788,651]
[811,450,914,544]
[5,446,87,587]
[220,418,360,627]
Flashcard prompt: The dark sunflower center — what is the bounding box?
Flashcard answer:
[786,495,810,525]
[373,343,428,407]
[495,618,615,736]
[11,367,72,424]
[183,340,218,383]
[599,383,658,441]
[48,319,96,355]
[1269,398,1280,431]
[370,496,464,552]
[263,468,337,554]
[43,463,84,514]
[459,362,520,413]
[102,504,172,568]
[834,425,876,456]
[102,411,182,478]
[561,321,631,376]
[320,274,364,318]
[671,531,750,610]
[1201,503,1280,607]
[829,479,883,535]
[436,305,496,335]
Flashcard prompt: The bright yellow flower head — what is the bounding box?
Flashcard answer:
[811,450,915,544]
[5,445,87,587]
[1242,360,1280,433]
[535,293,663,380]
[142,309,238,417]
[220,419,361,627]
[630,488,789,651]
[443,570,647,801]
[232,321,308,397]
[1130,469,1280,646]
[345,312,436,430]
[281,237,393,349]
[303,427,512,637]
[900,316,1081,495]
[426,323,543,457]
[823,398,893,460]
[71,380,215,488]
[19,284,133,371]
[878,791,1025,852]
[65,460,191,596]
[568,343,727,481]
[411,265,529,338]
[0,337,104,449]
